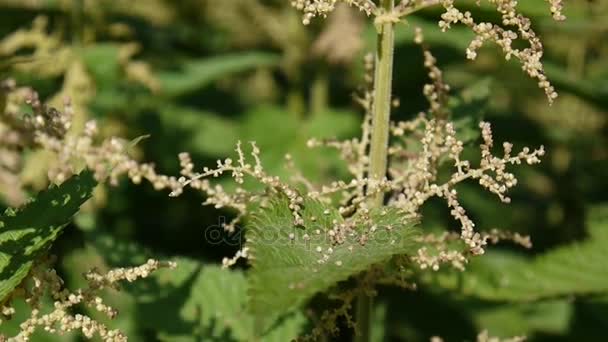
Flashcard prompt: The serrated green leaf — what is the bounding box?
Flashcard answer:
[423,205,608,301]
[0,171,97,303]
[247,197,419,329]
[158,52,280,97]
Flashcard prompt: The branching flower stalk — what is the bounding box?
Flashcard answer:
[1,257,176,342]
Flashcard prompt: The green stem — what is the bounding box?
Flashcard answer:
[356,0,396,341]
[355,292,373,342]
[71,0,85,45]
[287,89,305,117]
[369,0,395,207]
[310,68,329,116]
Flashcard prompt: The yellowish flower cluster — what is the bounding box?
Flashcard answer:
[411,228,531,272]
[0,81,74,205]
[1,258,175,342]
[291,0,375,25]
[415,27,450,118]
[291,0,565,103]
[388,116,543,255]
[438,0,562,103]
[432,330,526,342]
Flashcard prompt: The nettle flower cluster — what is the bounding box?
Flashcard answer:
[302,32,541,264]
[432,331,525,342]
[0,79,73,205]
[1,257,175,342]
[292,0,565,103]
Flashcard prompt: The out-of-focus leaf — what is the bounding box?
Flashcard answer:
[157,105,359,187]
[158,52,281,97]
[0,171,97,303]
[158,105,238,156]
[247,196,419,330]
[450,77,493,143]
[78,43,135,113]
[79,44,121,89]
[139,259,307,341]
[472,300,573,337]
[238,106,359,183]
[364,17,473,51]
[544,62,608,107]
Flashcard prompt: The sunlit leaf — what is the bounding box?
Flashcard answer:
[247,197,419,329]
[423,206,608,301]
[0,171,97,303]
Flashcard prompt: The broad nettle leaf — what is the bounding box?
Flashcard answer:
[423,205,608,301]
[247,197,419,328]
[0,171,97,302]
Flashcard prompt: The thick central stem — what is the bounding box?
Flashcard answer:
[368,0,395,207]
[356,1,396,342]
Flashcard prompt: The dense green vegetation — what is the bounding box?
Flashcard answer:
[0,1,607,341]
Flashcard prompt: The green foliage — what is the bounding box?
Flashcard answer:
[0,298,81,341]
[159,52,281,98]
[450,77,492,143]
[472,299,572,337]
[1,0,607,340]
[247,197,419,328]
[157,104,360,183]
[79,44,122,90]
[235,106,359,182]
[62,233,306,341]
[423,206,608,301]
[0,171,97,303]
[157,105,238,157]
[141,259,306,341]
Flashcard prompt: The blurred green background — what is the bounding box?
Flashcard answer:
[0,0,607,341]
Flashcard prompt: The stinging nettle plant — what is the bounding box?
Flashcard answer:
[0,0,568,341]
